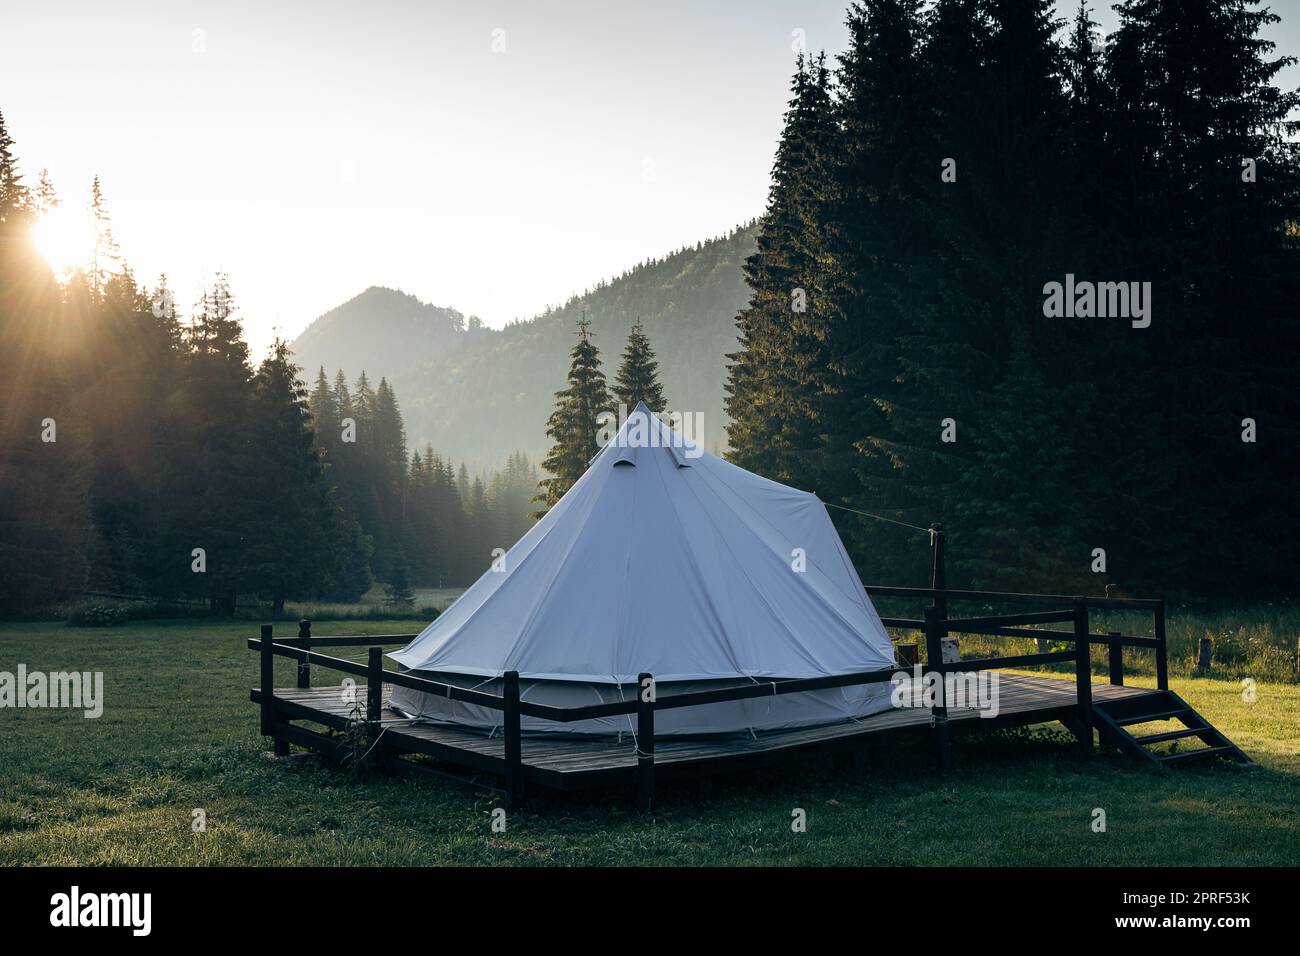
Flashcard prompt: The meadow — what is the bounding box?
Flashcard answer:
[0,603,1297,866]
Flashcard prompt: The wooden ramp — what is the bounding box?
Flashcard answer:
[252,674,1169,794]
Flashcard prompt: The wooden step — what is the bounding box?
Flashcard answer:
[1136,727,1208,745]
[1157,745,1235,764]
[1113,707,1190,727]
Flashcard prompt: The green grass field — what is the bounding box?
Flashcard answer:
[1,608,1297,866]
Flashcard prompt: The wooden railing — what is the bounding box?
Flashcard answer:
[867,584,1169,690]
[251,585,1168,811]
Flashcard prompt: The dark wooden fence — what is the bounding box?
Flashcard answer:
[251,577,1169,811]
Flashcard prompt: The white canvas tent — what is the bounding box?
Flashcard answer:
[389,403,897,735]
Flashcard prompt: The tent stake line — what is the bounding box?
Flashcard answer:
[249,586,1249,811]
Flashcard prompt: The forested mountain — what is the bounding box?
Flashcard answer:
[292,225,757,469]
[292,286,476,382]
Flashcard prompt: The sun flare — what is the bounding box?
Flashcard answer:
[30,205,95,275]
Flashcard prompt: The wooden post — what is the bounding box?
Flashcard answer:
[260,624,274,737]
[929,523,946,620]
[1197,635,1214,672]
[923,605,950,771]
[297,619,312,689]
[1107,631,1124,686]
[637,672,656,813]
[1073,600,1092,754]
[503,671,525,809]
[897,642,919,668]
[1153,601,1169,690]
[367,647,383,732]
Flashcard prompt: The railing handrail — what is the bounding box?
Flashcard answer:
[275,634,419,647]
[251,636,1086,721]
[247,637,510,711]
[865,584,1163,610]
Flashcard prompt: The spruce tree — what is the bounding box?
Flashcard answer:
[34,169,58,215]
[245,340,337,614]
[612,320,666,413]
[534,316,611,515]
[308,366,339,442]
[162,275,256,613]
[0,110,25,213]
[821,1,936,577]
[726,53,837,489]
[384,553,416,608]
[370,377,408,578]
[87,175,121,297]
[332,368,354,420]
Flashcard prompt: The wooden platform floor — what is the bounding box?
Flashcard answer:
[254,673,1158,791]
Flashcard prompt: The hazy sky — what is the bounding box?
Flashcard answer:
[4,0,1297,357]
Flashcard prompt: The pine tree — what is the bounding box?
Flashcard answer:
[384,553,416,608]
[244,340,337,613]
[612,320,667,413]
[160,275,256,614]
[455,461,470,506]
[726,53,838,489]
[34,169,58,215]
[369,377,408,578]
[465,473,491,577]
[308,366,339,442]
[352,370,376,428]
[324,368,365,556]
[402,449,434,585]
[534,316,611,515]
[87,175,121,297]
[820,1,936,576]
[0,110,25,215]
[332,368,353,420]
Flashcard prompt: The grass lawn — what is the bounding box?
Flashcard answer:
[1,614,1297,866]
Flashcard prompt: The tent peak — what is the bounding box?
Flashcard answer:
[600,402,699,468]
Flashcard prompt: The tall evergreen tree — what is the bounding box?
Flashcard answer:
[308,366,340,442]
[535,317,611,515]
[87,175,121,298]
[244,340,338,613]
[822,0,937,577]
[368,376,407,579]
[726,52,838,488]
[384,552,416,608]
[159,275,256,613]
[0,110,25,213]
[612,320,667,413]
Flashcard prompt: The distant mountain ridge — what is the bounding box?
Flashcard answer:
[291,223,758,472]
[291,287,472,382]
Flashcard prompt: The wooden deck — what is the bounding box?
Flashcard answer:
[252,673,1160,793]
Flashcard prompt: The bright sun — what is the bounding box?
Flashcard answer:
[31,206,96,274]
